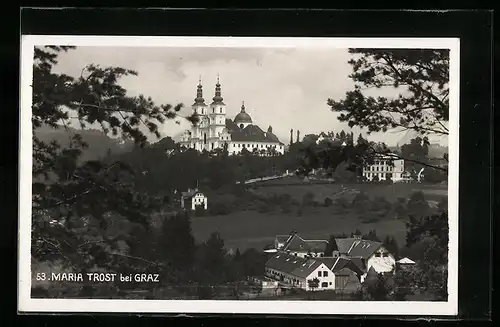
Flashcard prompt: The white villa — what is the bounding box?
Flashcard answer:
[362,154,405,182]
[179,77,285,156]
[180,188,208,210]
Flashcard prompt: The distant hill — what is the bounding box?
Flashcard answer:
[34,125,134,162]
[428,143,448,158]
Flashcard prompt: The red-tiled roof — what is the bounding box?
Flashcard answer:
[335,238,382,259]
[265,253,324,278]
[180,189,205,199]
[283,234,328,252]
[318,257,364,276]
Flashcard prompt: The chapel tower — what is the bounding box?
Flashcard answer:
[208,75,227,149]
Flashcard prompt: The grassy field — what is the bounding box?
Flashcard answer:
[190,179,447,252]
[191,207,408,252]
[249,176,448,202]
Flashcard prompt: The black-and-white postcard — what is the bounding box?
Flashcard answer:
[18,35,459,315]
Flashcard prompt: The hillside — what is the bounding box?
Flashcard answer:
[34,125,134,162]
[428,144,448,158]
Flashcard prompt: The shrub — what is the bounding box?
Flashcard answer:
[361,214,380,224]
[281,202,292,213]
[335,197,350,208]
[302,192,315,206]
[257,202,274,214]
[352,192,370,212]
[371,196,392,212]
[324,197,333,207]
[209,203,232,216]
[194,205,206,216]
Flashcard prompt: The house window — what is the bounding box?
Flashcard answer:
[321,282,328,288]
[318,271,321,277]
[323,271,328,277]
[329,282,332,285]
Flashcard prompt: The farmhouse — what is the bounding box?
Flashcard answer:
[265,253,335,290]
[267,232,396,279]
[180,188,208,210]
[335,236,396,277]
[271,232,329,258]
[265,253,363,291]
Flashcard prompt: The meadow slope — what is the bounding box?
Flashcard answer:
[191,179,448,252]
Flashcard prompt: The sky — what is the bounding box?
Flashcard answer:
[52,46,448,147]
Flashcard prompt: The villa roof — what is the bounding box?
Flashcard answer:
[265,253,324,279]
[180,189,205,199]
[334,238,383,259]
[282,234,328,253]
[225,119,284,145]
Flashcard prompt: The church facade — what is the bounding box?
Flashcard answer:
[179,78,285,156]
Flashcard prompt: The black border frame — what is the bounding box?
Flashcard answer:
[15,8,493,322]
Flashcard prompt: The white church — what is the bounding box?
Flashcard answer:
[179,77,285,156]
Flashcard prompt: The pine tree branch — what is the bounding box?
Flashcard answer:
[372,147,448,172]
[381,55,448,113]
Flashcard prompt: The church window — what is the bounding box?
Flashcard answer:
[220,108,223,113]
[240,124,244,129]
[203,133,207,144]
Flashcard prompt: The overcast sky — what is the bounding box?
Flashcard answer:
[52,46,448,146]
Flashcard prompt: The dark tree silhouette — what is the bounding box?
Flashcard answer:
[327,49,449,173]
[328,49,449,137]
[31,46,197,281]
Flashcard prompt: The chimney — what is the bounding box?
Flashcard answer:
[296,130,300,143]
[290,129,294,145]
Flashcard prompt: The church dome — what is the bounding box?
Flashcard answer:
[234,102,253,123]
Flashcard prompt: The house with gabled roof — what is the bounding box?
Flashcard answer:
[267,232,396,279]
[180,188,208,211]
[318,257,364,292]
[265,252,363,291]
[335,236,396,277]
[271,232,329,258]
[265,253,335,290]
